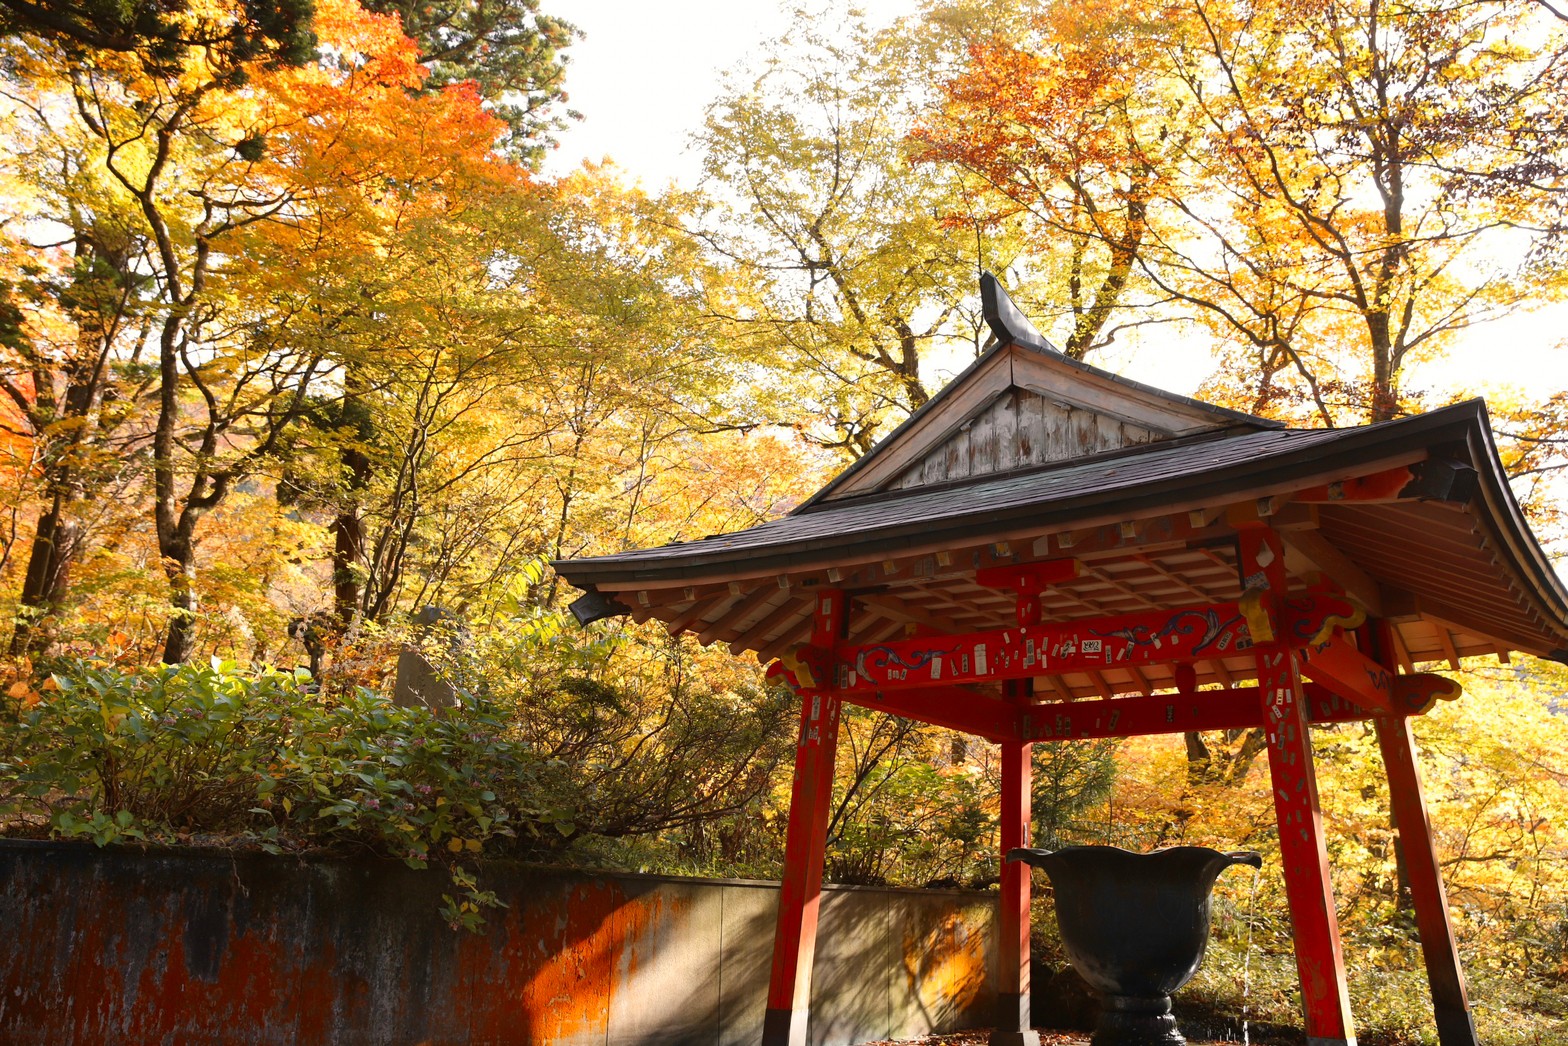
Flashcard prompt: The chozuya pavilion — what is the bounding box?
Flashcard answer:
[553,275,1568,1046]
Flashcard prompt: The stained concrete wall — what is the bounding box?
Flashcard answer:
[0,840,998,1045]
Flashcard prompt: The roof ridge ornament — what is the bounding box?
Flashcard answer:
[981,271,1060,355]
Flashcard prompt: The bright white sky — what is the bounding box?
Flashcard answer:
[538,0,779,187]
[539,0,1568,404]
[540,0,917,188]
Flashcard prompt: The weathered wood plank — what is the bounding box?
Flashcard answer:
[1043,402,1075,461]
[996,390,1019,472]
[888,387,1184,492]
[1018,391,1045,466]
[970,413,997,475]
[1070,407,1099,458]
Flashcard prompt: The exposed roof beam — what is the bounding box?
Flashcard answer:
[1279,527,1386,616]
[853,593,954,635]
[729,598,807,657]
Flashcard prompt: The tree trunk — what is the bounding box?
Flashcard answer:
[1182,730,1214,785]
[9,238,122,656]
[331,371,376,625]
[330,430,371,627]
[9,496,81,656]
[160,540,199,664]
[1367,307,1398,423]
[331,507,365,626]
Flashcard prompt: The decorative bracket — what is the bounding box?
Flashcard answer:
[774,644,831,692]
[1297,631,1461,715]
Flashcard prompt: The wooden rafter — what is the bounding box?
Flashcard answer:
[843,608,886,643]
[1042,674,1073,701]
[853,593,952,634]
[1045,584,1116,618]
[666,592,729,636]
[1078,561,1161,611]
[1134,553,1216,602]
[1279,527,1385,615]
[730,598,807,657]
[1435,627,1461,672]
[697,584,783,645]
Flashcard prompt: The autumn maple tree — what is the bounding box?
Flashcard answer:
[1152,0,1568,422]
[692,10,1027,457]
[914,0,1183,359]
[922,0,1568,423]
[358,0,577,161]
[0,0,524,660]
[1,5,1567,1039]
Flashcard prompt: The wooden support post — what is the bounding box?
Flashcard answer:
[1240,525,1358,1046]
[763,592,846,1046]
[992,681,1040,1046]
[1367,623,1479,1046]
[761,691,841,1046]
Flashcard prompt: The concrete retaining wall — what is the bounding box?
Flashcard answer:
[0,840,998,1045]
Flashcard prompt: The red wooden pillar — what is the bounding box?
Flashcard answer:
[991,723,1041,1046]
[1240,525,1357,1046]
[1366,623,1478,1046]
[763,591,846,1046]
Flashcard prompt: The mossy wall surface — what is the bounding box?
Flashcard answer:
[0,841,998,1045]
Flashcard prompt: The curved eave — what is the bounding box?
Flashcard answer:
[797,279,1280,512]
[977,271,1278,435]
[1463,404,1568,658]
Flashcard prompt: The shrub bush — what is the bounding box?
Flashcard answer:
[0,658,577,928]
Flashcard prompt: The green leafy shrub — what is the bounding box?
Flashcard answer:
[0,658,578,928]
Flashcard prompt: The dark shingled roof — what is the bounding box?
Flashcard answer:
[560,402,1493,577]
[570,426,1337,576]
[555,399,1568,663]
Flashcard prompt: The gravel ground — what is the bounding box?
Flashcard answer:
[860,1032,1247,1045]
[858,1033,1084,1046]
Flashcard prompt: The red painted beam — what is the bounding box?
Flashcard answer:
[837,599,1251,690]
[764,592,846,1046]
[976,559,1081,626]
[975,559,1080,592]
[1365,620,1478,1046]
[762,693,840,1046]
[840,687,1022,742]
[1298,633,1399,715]
[1376,715,1478,1046]
[1293,465,1417,502]
[778,593,1367,695]
[1299,633,1463,716]
[1020,683,1373,742]
[829,674,1441,744]
[838,678,1441,745]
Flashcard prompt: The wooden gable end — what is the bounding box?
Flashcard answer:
[814,342,1262,501]
[804,275,1275,505]
[887,386,1161,491]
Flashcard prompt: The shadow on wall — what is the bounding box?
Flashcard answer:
[454,871,999,1046]
[0,841,997,1046]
